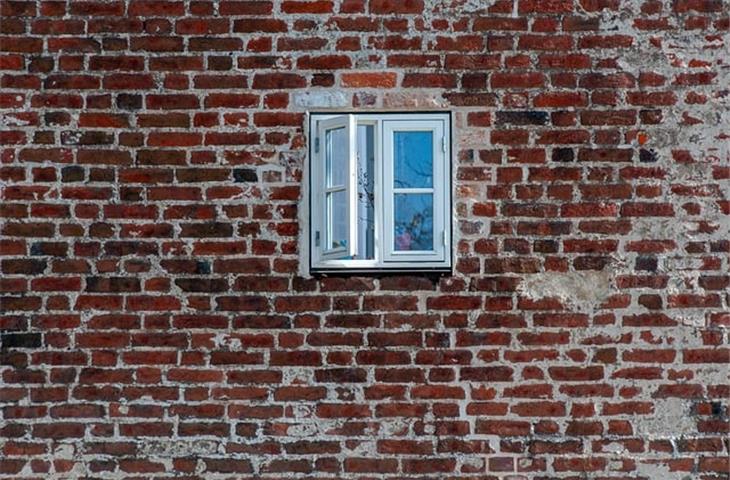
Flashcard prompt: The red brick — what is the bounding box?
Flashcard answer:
[344,458,398,473]
[370,0,424,14]
[342,72,397,88]
[491,72,545,88]
[0,2,722,475]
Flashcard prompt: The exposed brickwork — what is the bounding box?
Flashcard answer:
[1,0,729,478]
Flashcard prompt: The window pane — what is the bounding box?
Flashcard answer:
[327,190,348,251]
[326,127,347,187]
[357,124,375,259]
[394,131,433,189]
[394,193,433,251]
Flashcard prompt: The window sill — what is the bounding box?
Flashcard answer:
[309,266,453,277]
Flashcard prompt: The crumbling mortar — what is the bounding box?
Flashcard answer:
[0,0,727,478]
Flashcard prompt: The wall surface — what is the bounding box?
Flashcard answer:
[1,0,729,478]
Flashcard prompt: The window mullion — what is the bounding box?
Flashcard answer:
[374,118,384,268]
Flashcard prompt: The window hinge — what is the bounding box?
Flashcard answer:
[314,137,320,153]
[315,231,320,247]
[442,137,447,153]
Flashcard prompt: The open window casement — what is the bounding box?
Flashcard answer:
[309,112,451,273]
[312,115,358,263]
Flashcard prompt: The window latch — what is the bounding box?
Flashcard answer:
[442,137,447,153]
[314,137,320,153]
[315,231,320,247]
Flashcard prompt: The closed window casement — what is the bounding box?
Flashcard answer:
[308,112,452,272]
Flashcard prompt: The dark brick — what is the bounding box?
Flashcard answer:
[116,94,142,110]
[61,166,85,182]
[180,223,233,238]
[315,368,368,383]
[174,278,229,292]
[552,148,574,162]
[233,168,258,182]
[2,259,47,274]
[30,242,67,256]
[635,256,658,272]
[103,241,158,256]
[496,111,549,126]
[2,333,42,349]
[639,148,658,163]
[86,277,141,293]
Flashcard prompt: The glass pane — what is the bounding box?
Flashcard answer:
[394,193,433,251]
[356,124,375,259]
[326,127,347,187]
[327,190,347,251]
[394,131,433,189]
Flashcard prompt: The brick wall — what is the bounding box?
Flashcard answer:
[1,0,729,478]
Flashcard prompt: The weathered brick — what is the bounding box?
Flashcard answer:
[0,2,723,477]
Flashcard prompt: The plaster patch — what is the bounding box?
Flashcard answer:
[635,398,695,438]
[432,0,497,13]
[288,422,319,437]
[518,270,614,311]
[292,404,314,418]
[53,444,75,459]
[0,114,30,126]
[348,440,377,455]
[212,333,242,350]
[665,256,709,271]
[458,128,491,149]
[635,460,684,480]
[694,366,730,385]
[140,440,220,457]
[382,92,449,109]
[62,131,82,145]
[676,311,706,328]
[282,367,315,384]
[631,218,693,242]
[601,442,628,454]
[380,418,413,436]
[293,91,349,109]
[460,456,485,470]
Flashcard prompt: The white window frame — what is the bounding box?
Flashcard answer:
[308,112,452,273]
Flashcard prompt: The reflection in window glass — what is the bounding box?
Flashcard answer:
[357,125,375,259]
[394,131,433,188]
[394,193,433,251]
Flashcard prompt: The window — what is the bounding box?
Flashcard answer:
[308,112,452,272]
